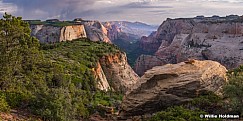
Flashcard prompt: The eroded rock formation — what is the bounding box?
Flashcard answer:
[81,21,111,43]
[30,24,87,43]
[93,52,139,92]
[121,60,227,116]
[135,17,243,75]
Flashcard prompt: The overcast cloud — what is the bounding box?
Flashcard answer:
[1,0,243,24]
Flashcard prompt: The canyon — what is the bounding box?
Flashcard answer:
[134,15,243,76]
[17,15,243,120]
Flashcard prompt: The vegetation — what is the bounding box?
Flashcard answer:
[223,65,243,116]
[149,65,243,121]
[2,13,243,121]
[149,106,208,121]
[186,92,225,114]
[0,13,122,120]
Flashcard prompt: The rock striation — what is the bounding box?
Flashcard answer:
[81,21,111,43]
[134,16,243,75]
[121,60,227,116]
[133,55,165,76]
[93,52,139,92]
[30,20,112,43]
[30,24,87,43]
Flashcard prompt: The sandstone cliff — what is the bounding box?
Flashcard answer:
[93,52,139,92]
[81,21,111,43]
[121,60,227,116]
[133,55,165,76]
[135,17,243,75]
[30,24,87,43]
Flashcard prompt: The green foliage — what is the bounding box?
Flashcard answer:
[186,92,224,114]
[92,91,123,107]
[0,13,123,120]
[30,88,78,121]
[149,106,210,121]
[41,39,120,90]
[223,65,243,116]
[0,93,10,112]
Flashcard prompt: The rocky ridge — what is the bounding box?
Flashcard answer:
[30,20,112,43]
[30,24,87,43]
[135,16,243,75]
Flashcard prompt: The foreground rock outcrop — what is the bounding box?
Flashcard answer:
[94,52,139,92]
[134,16,243,75]
[30,24,87,43]
[121,60,227,116]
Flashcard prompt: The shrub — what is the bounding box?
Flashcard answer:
[223,66,243,116]
[149,106,209,121]
[0,94,10,112]
[186,92,225,114]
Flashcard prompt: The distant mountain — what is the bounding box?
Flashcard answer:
[103,21,158,66]
[103,21,158,40]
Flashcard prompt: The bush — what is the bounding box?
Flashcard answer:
[0,94,10,112]
[149,106,209,121]
[186,92,224,114]
[223,66,243,116]
[30,88,75,121]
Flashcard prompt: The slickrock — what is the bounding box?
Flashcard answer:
[121,60,227,116]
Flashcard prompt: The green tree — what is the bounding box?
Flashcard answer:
[149,106,213,121]
[0,13,42,90]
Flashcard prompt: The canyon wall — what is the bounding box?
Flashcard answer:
[93,52,139,92]
[135,17,243,76]
[30,24,87,43]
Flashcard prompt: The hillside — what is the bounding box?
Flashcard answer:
[0,14,139,121]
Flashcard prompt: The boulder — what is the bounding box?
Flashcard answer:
[121,60,227,116]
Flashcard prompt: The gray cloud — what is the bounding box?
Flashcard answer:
[2,0,243,24]
[2,0,96,19]
[121,2,172,9]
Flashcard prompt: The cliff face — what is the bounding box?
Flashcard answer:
[81,21,111,43]
[93,62,111,91]
[93,52,139,92]
[30,24,87,43]
[135,18,243,75]
[133,55,165,76]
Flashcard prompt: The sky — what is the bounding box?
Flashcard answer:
[1,0,243,25]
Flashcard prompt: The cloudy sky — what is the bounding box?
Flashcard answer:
[0,0,243,25]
